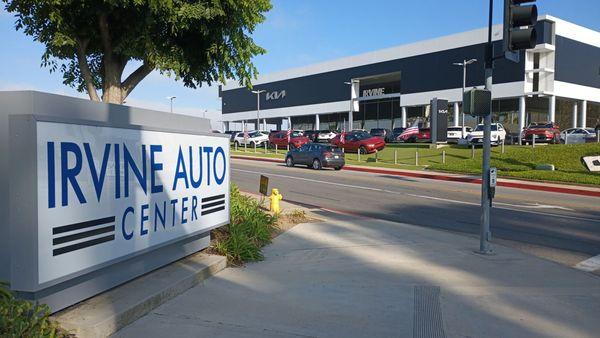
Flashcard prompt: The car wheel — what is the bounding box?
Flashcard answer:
[285,156,294,167]
[334,166,343,171]
[359,146,368,155]
[551,135,560,144]
[312,158,322,170]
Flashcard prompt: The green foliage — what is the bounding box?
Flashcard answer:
[212,185,276,264]
[2,0,272,102]
[0,282,70,338]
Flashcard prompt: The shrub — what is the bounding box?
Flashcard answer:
[211,185,276,265]
[0,282,70,338]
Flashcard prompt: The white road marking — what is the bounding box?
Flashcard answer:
[575,254,600,272]
[232,168,600,224]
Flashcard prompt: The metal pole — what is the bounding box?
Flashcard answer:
[442,150,446,164]
[394,150,398,165]
[479,0,493,254]
[375,149,378,162]
[415,150,419,166]
[462,61,467,139]
[472,144,475,159]
[264,142,267,154]
[358,148,361,162]
[501,140,505,154]
[275,144,278,154]
[532,134,536,148]
[256,93,260,130]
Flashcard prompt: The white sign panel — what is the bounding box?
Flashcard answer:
[36,122,229,283]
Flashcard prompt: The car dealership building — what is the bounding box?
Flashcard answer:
[220,15,600,137]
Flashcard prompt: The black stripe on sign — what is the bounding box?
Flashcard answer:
[53,225,115,245]
[202,200,225,209]
[201,206,225,216]
[202,194,225,203]
[53,234,115,256]
[53,216,115,235]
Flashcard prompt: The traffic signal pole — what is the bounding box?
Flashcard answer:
[479,0,494,254]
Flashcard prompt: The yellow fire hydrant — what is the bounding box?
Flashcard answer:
[269,188,283,214]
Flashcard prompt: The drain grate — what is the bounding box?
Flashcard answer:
[413,285,446,338]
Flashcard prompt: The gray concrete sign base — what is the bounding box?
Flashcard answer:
[52,253,226,338]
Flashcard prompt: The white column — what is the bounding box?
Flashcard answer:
[548,95,556,123]
[518,96,526,144]
[580,100,587,128]
[401,106,407,128]
[287,116,292,130]
[242,120,246,131]
[315,114,320,130]
[262,118,267,131]
[453,102,460,127]
[572,101,578,128]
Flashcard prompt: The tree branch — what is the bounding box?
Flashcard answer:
[121,62,154,99]
[75,38,100,102]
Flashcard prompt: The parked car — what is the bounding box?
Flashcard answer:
[303,130,319,142]
[391,127,405,142]
[233,131,269,147]
[560,128,598,144]
[224,130,240,141]
[285,143,345,170]
[447,126,472,143]
[316,130,339,142]
[369,128,394,143]
[330,131,386,153]
[521,122,561,144]
[467,123,507,145]
[269,130,310,149]
[398,128,431,143]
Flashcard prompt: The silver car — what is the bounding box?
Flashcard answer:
[560,128,598,144]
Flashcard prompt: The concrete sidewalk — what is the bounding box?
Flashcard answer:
[113,211,600,338]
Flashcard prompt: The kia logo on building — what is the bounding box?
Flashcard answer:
[362,88,385,97]
[266,90,286,101]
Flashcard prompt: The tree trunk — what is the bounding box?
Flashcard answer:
[101,59,126,104]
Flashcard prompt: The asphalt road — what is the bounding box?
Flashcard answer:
[231,158,600,266]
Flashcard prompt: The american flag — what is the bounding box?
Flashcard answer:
[399,120,419,139]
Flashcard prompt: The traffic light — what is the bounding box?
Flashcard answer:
[503,0,538,52]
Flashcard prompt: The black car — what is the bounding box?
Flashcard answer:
[303,130,319,142]
[391,127,405,142]
[224,130,240,141]
[370,128,393,143]
[285,143,344,170]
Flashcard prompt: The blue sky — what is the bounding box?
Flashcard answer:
[0,0,598,121]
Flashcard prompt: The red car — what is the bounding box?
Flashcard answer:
[399,128,431,143]
[269,130,310,148]
[331,131,386,153]
[521,122,561,144]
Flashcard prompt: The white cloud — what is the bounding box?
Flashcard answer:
[123,96,224,131]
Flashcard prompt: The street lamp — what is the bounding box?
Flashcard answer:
[344,80,359,131]
[452,59,477,139]
[252,90,265,130]
[166,96,176,113]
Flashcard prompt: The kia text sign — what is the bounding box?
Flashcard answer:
[37,122,229,283]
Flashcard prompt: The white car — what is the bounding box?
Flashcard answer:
[467,123,507,145]
[316,130,338,142]
[447,126,472,143]
[560,128,597,144]
[233,131,269,147]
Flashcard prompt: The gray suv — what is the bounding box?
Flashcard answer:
[285,143,345,170]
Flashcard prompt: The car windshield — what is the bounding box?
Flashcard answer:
[370,129,384,135]
[529,123,553,129]
[448,127,463,131]
[353,132,372,140]
[291,131,303,137]
[474,124,498,131]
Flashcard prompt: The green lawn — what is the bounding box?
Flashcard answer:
[231,143,600,186]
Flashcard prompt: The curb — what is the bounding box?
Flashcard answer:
[53,253,227,337]
[231,155,600,198]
